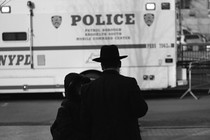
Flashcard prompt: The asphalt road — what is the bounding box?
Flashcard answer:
[0,90,210,140]
[0,90,210,127]
[0,94,61,125]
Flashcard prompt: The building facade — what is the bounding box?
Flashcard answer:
[178,0,210,40]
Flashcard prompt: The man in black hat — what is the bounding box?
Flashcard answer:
[80,45,148,140]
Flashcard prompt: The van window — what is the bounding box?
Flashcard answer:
[2,32,27,41]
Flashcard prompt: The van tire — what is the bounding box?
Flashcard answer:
[80,70,102,81]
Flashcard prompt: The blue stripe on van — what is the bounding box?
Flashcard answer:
[0,44,147,51]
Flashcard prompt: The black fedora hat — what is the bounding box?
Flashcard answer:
[93,45,127,62]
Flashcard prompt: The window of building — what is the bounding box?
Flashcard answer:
[2,32,27,41]
[180,0,191,9]
[208,0,210,9]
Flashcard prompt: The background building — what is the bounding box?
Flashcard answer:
[178,0,210,41]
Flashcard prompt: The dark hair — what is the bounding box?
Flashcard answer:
[64,73,90,98]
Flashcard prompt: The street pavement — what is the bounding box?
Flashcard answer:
[0,126,210,140]
[0,91,210,140]
[141,90,210,127]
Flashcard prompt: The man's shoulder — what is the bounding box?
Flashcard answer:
[82,74,138,88]
[120,74,137,82]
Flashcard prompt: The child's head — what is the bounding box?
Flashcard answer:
[64,73,90,98]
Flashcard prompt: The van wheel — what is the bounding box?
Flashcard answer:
[80,70,102,81]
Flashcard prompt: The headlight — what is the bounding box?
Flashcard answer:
[1,6,11,13]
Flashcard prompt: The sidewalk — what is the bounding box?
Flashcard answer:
[0,125,210,140]
[141,127,210,140]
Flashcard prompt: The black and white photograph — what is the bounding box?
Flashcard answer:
[0,0,210,139]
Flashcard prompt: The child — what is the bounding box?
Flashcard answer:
[51,73,90,140]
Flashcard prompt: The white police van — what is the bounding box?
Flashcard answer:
[0,0,180,93]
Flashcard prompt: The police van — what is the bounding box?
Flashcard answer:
[0,0,181,94]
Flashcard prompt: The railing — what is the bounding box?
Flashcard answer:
[178,43,210,99]
[177,43,210,63]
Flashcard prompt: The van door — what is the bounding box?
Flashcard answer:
[0,1,32,69]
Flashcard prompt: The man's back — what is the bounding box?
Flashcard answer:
[81,70,148,140]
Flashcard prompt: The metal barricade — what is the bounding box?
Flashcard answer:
[178,43,210,99]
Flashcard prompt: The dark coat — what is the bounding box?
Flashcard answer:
[50,97,81,140]
[80,70,148,140]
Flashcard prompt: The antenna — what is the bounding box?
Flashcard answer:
[27,1,35,69]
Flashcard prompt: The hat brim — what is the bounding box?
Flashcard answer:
[92,55,127,62]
